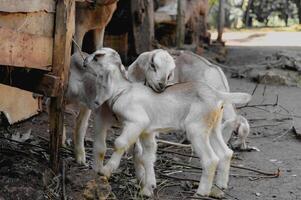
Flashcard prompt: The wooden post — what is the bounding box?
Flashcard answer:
[131,0,154,55]
[49,0,75,173]
[217,0,225,42]
[176,0,185,48]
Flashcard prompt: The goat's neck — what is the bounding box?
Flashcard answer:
[107,69,131,108]
[127,58,146,83]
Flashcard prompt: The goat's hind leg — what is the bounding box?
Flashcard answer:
[139,133,157,197]
[210,119,233,196]
[186,123,219,197]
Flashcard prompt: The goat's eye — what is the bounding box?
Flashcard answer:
[150,63,157,72]
[168,73,172,80]
[93,56,98,61]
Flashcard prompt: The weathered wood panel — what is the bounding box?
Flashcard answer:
[49,0,75,173]
[0,0,56,13]
[0,84,41,124]
[0,27,53,70]
[0,12,54,37]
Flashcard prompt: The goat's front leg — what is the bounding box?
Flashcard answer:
[101,123,144,178]
[93,104,114,172]
[222,118,237,144]
[139,133,157,197]
[186,123,219,197]
[73,106,91,165]
[93,28,105,50]
[237,115,250,150]
[221,103,237,143]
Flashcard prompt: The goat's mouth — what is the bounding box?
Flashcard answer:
[153,84,165,93]
[233,125,240,136]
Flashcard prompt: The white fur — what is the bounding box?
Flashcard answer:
[82,48,251,197]
[71,49,175,164]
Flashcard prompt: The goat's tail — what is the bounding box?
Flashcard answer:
[217,91,252,104]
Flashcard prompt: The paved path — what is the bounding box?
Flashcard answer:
[211,31,301,47]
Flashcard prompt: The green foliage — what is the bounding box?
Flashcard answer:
[248,0,298,26]
[209,0,219,7]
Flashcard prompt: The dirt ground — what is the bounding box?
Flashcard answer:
[1,31,301,200]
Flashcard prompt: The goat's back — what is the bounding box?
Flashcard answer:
[174,51,230,92]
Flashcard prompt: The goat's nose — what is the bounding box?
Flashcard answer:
[159,82,165,89]
[94,100,100,106]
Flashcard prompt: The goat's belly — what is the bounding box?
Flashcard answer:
[155,127,176,133]
[147,123,183,133]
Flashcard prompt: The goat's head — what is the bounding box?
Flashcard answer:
[67,52,102,110]
[143,49,175,92]
[83,48,124,107]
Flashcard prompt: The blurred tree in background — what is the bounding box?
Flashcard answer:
[208,0,301,28]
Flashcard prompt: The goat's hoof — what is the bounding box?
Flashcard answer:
[75,149,86,165]
[92,164,103,174]
[75,155,86,165]
[101,166,112,178]
[140,187,153,197]
[210,186,225,199]
[194,193,209,199]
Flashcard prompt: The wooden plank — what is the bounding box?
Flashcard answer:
[0,84,41,124]
[0,27,53,70]
[49,0,75,173]
[76,0,117,6]
[0,67,61,97]
[131,0,154,54]
[0,0,56,13]
[0,12,54,37]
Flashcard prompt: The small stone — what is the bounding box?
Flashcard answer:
[255,192,261,197]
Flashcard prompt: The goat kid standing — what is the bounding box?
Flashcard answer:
[130,50,251,149]
[70,49,175,164]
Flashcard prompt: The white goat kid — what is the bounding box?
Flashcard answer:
[65,52,102,160]
[132,50,250,149]
[84,48,251,198]
[72,49,175,164]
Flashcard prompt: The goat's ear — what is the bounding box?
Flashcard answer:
[94,52,106,59]
[150,51,156,64]
[149,52,157,71]
[119,64,128,79]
